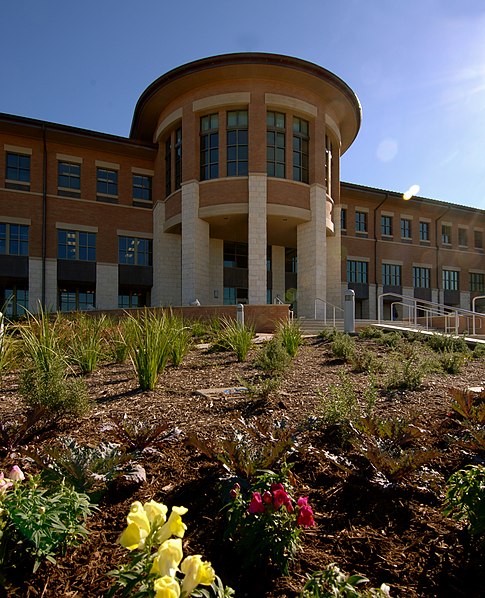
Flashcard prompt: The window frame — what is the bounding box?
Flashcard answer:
[96,167,118,200]
[470,272,485,293]
[266,111,286,179]
[226,110,248,177]
[57,229,96,262]
[292,116,309,183]
[132,174,152,203]
[118,236,153,266]
[400,218,412,239]
[200,113,219,181]
[5,152,31,190]
[441,224,452,245]
[0,222,29,256]
[382,263,402,286]
[347,260,368,284]
[355,210,368,234]
[58,161,81,197]
[413,266,431,288]
[381,215,393,237]
[442,269,459,291]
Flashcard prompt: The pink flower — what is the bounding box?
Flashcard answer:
[297,504,315,528]
[285,502,294,514]
[248,492,265,514]
[0,478,13,494]
[297,496,309,508]
[8,466,25,482]
[273,488,292,510]
[262,490,272,504]
[271,482,285,493]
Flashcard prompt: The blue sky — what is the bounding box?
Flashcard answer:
[2,1,485,208]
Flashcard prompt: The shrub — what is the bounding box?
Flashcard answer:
[243,374,283,401]
[18,307,65,373]
[473,342,485,359]
[317,328,338,342]
[444,465,485,538]
[277,319,303,357]
[255,337,291,375]
[300,564,391,597]
[0,473,93,573]
[107,415,176,452]
[358,326,384,340]
[330,332,356,362]
[439,350,467,374]
[224,469,315,573]
[69,313,108,374]
[384,348,429,391]
[318,371,359,428]
[217,318,254,362]
[0,320,16,381]
[427,333,469,354]
[20,358,90,421]
[168,318,192,366]
[351,349,382,374]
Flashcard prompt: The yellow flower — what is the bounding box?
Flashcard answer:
[180,555,216,595]
[153,575,181,598]
[144,500,168,526]
[119,501,151,550]
[151,538,184,577]
[157,506,188,544]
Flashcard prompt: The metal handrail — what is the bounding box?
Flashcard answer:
[472,295,485,335]
[314,297,344,327]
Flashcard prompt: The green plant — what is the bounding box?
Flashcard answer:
[330,332,356,362]
[444,465,485,537]
[218,318,254,362]
[351,349,382,374]
[439,349,467,374]
[277,319,303,357]
[23,436,134,499]
[358,326,384,340]
[384,347,429,391]
[168,318,193,366]
[20,357,90,421]
[0,474,93,573]
[224,469,315,574]
[472,342,485,359]
[68,313,108,374]
[254,337,291,375]
[126,310,171,391]
[0,318,16,381]
[300,564,390,597]
[318,371,359,428]
[317,328,338,342]
[108,415,175,452]
[242,374,283,401]
[188,418,297,479]
[427,333,469,354]
[108,499,233,597]
[449,387,485,452]
[18,307,67,373]
[107,319,131,364]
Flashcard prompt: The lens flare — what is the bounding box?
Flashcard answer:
[403,184,420,200]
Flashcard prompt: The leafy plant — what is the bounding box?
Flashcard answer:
[300,564,391,597]
[384,347,429,391]
[23,436,135,499]
[0,319,16,381]
[449,387,485,452]
[427,333,469,354]
[0,409,55,455]
[188,418,297,479]
[107,414,176,452]
[0,474,93,573]
[358,326,384,340]
[317,328,338,342]
[277,319,303,357]
[224,469,315,574]
[444,465,485,537]
[318,371,359,428]
[242,374,283,401]
[330,333,356,362]
[169,318,193,366]
[439,350,468,374]
[351,349,383,374]
[68,313,108,374]
[351,415,436,483]
[108,499,233,597]
[17,306,66,373]
[216,318,254,362]
[254,337,291,375]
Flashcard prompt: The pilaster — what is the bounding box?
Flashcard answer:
[248,173,267,304]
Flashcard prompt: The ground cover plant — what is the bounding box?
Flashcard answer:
[0,318,484,596]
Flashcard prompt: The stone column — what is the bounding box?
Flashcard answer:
[44,258,57,312]
[181,181,209,305]
[272,245,286,303]
[152,201,181,306]
[248,173,267,304]
[28,257,43,312]
[96,263,118,309]
[326,201,342,309]
[209,238,224,305]
[297,184,327,319]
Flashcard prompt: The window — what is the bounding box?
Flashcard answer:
[227,110,248,177]
[0,223,29,256]
[223,287,248,305]
[1,286,28,317]
[470,272,485,293]
[292,117,309,183]
[267,111,285,178]
[57,230,96,261]
[401,218,412,239]
[59,287,95,312]
[347,260,368,284]
[355,211,367,233]
[118,290,146,308]
[6,152,30,190]
[458,228,468,247]
[419,221,430,242]
[96,168,118,200]
[325,134,333,192]
[340,208,347,231]
[285,248,297,273]
[442,224,452,245]
[132,174,152,203]
[118,236,152,266]
[474,230,483,249]
[58,162,81,197]
[165,136,172,196]
[223,242,248,269]
[174,127,182,190]
[381,215,393,236]
[442,269,459,291]
[165,126,182,196]
[200,114,219,180]
[413,266,430,288]
[382,263,402,286]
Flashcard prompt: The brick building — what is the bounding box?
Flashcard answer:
[1,53,484,319]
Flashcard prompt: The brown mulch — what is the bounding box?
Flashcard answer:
[0,334,484,597]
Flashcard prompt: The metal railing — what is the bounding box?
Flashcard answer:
[378,292,483,335]
[314,297,344,327]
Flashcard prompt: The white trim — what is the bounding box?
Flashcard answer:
[4,144,32,155]
[193,92,250,113]
[154,108,183,142]
[55,222,98,233]
[0,215,31,225]
[131,167,154,176]
[265,93,317,118]
[56,153,83,164]
[95,160,119,170]
[117,229,153,239]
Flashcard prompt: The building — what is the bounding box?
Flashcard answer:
[1,53,484,320]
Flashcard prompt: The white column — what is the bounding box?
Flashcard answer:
[209,238,223,305]
[297,184,327,319]
[272,245,286,303]
[248,173,267,304]
[45,258,57,312]
[96,263,118,309]
[181,181,209,305]
[28,257,43,312]
[326,200,342,309]
[152,201,181,306]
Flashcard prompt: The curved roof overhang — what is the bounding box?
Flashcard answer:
[130,53,361,153]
